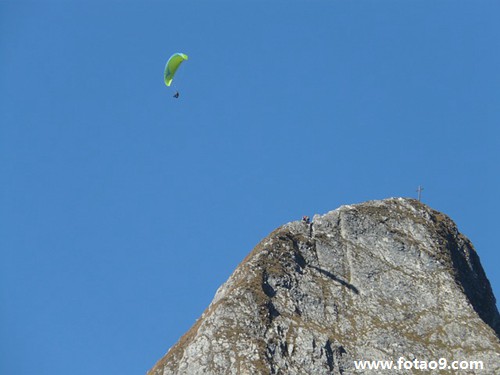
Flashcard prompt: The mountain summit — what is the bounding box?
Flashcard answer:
[148,198,500,374]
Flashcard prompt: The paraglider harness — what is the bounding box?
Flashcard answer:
[173,91,180,98]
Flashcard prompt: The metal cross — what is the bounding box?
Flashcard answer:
[416,185,424,201]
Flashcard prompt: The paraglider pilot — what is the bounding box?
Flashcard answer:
[164,53,188,99]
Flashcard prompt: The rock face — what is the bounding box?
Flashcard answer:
[148,198,500,374]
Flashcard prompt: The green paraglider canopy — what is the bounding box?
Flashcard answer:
[164,53,188,87]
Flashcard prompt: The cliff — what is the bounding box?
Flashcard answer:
[147,198,500,374]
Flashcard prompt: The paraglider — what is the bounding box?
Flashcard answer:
[164,53,188,98]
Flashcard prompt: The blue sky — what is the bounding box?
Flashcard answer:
[1,1,499,374]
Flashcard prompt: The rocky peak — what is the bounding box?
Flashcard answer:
[148,198,500,374]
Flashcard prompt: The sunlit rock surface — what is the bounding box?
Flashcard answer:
[147,198,500,375]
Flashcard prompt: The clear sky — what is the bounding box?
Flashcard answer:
[1,1,499,374]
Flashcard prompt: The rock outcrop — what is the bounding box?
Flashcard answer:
[148,198,500,374]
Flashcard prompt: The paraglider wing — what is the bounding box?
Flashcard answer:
[164,53,188,87]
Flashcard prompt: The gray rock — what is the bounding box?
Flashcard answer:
[148,198,500,374]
